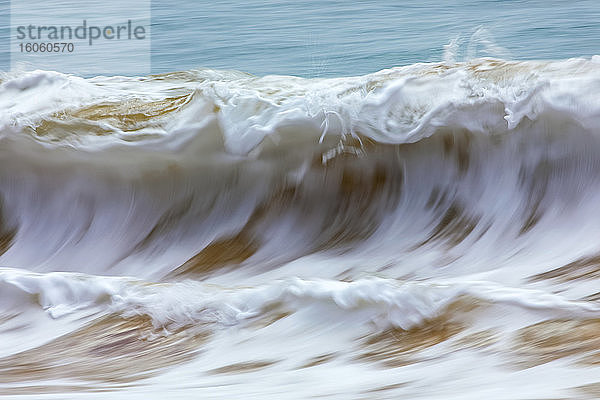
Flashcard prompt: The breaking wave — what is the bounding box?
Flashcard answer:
[2,57,600,398]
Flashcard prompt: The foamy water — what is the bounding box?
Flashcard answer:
[1,58,600,398]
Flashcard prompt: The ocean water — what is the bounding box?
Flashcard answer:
[2,1,600,400]
[4,0,600,75]
[150,0,600,77]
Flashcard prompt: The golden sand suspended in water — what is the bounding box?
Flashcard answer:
[0,229,14,257]
[0,199,16,257]
[169,233,259,277]
[170,148,405,278]
[528,255,600,283]
[296,353,338,369]
[518,159,552,235]
[574,382,600,398]
[0,315,209,394]
[360,382,410,395]
[353,300,470,369]
[581,292,600,302]
[206,360,279,375]
[33,95,193,139]
[511,319,600,369]
[244,302,292,330]
[451,329,499,351]
[414,201,481,250]
[354,320,464,368]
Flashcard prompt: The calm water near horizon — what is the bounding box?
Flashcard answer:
[2,0,600,76]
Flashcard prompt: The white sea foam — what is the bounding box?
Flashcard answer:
[1,58,600,154]
[1,268,597,331]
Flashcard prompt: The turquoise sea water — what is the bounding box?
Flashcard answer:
[2,0,600,76]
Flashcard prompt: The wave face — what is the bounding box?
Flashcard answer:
[2,58,600,398]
